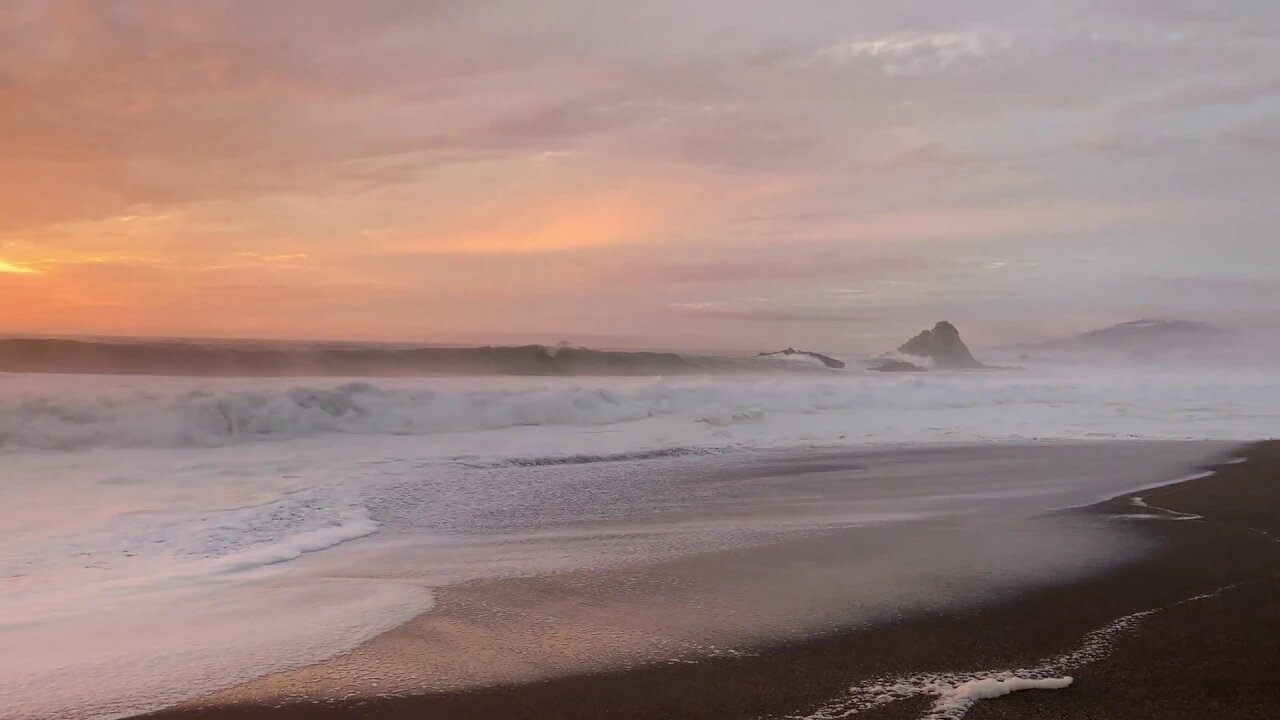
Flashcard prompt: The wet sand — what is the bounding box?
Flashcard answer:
[137,441,1279,720]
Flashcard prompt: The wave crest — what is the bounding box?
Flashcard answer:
[1,369,1275,451]
[0,379,810,450]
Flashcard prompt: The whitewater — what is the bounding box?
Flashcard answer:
[1,366,1277,719]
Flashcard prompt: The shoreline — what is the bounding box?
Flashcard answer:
[136,440,1279,720]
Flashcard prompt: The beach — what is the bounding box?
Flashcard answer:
[10,2,1280,717]
[128,439,1279,720]
[5,369,1277,720]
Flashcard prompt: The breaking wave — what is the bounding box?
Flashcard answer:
[0,369,1276,451]
[0,379,838,450]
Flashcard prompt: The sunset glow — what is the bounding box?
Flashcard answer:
[2,1,1277,350]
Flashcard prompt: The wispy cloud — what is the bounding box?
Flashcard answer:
[1124,78,1280,115]
[671,303,868,323]
[812,30,1013,76]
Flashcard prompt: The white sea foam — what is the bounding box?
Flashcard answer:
[1106,470,1216,500]
[1128,495,1203,521]
[1,574,428,720]
[932,677,1074,717]
[0,367,1275,452]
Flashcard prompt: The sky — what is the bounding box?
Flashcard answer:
[1,0,1278,353]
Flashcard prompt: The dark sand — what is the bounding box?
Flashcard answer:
[138,441,1280,720]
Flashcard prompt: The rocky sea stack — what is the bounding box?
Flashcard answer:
[869,358,927,372]
[898,321,984,369]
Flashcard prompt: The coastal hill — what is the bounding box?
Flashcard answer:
[1001,318,1259,365]
[1036,319,1226,355]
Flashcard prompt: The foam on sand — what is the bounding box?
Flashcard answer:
[1,575,429,720]
[1128,495,1204,521]
[932,677,1074,718]
[797,582,1245,720]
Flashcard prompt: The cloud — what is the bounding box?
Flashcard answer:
[0,1,591,229]
[861,142,990,172]
[812,30,1014,77]
[1076,132,1199,157]
[1222,117,1280,148]
[630,254,947,283]
[671,304,868,323]
[1,1,1278,346]
[1124,78,1280,115]
[1089,0,1278,27]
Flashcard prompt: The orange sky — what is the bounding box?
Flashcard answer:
[2,1,1277,351]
